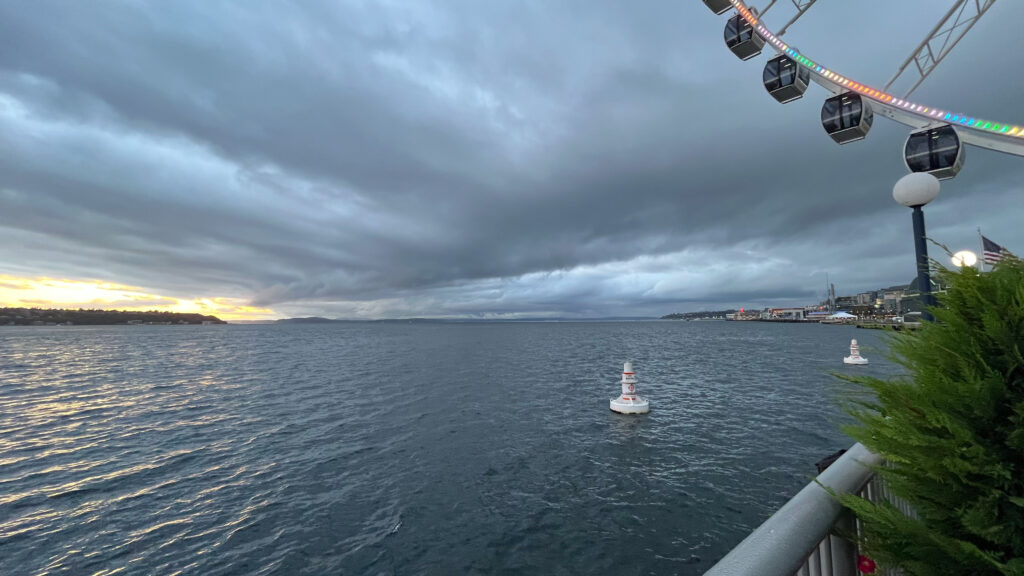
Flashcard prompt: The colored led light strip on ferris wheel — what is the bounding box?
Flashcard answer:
[729,0,1024,138]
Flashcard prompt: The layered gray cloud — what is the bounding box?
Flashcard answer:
[1,0,1022,318]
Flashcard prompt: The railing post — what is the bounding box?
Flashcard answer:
[830,510,857,576]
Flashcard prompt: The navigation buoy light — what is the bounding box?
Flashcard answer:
[724,14,765,61]
[763,54,810,104]
[610,361,650,414]
[843,339,869,365]
[821,93,873,144]
[703,0,732,15]
[904,125,964,180]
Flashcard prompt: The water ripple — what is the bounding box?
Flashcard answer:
[0,322,898,574]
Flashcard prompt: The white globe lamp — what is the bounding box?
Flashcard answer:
[893,172,940,207]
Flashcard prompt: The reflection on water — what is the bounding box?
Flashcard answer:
[0,322,899,575]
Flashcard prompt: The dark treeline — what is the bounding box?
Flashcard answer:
[660,310,736,320]
[0,308,226,325]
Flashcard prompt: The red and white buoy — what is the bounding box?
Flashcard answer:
[610,361,650,414]
[844,339,868,365]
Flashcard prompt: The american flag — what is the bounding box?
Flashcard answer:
[982,235,1011,265]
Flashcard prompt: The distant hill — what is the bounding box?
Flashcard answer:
[0,308,226,326]
[660,310,736,320]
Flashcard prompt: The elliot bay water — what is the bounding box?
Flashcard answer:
[0,321,899,575]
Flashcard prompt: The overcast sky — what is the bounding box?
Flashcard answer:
[1,0,1022,319]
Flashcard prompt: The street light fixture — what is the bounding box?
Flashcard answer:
[893,172,940,321]
[951,250,977,268]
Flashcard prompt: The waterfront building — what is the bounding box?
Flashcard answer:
[726,309,761,321]
[846,305,875,318]
[805,311,830,322]
[855,291,877,306]
[835,296,856,309]
[882,289,904,313]
[768,307,806,320]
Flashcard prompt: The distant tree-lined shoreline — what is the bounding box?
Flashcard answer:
[0,307,226,326]
[660,310,736,320]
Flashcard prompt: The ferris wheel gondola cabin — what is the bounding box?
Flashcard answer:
[724,14,765,61]
[763,55,810,104]
[703,0,732,15]
[904,125,964,180]
[821,93,873,144]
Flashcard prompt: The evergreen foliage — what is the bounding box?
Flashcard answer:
[839,259,1024,576]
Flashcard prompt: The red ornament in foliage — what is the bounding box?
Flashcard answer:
[857,555,877,574]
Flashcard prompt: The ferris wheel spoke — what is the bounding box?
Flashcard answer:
[776,0,818,37]
[883,0,998,97]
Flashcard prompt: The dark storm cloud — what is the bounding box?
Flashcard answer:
[1,0,1022,317]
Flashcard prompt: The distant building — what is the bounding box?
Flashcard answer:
[835,296,856,309]
[883,289,904,314]
[726,309,760,321]
[769,307,806,320]
[855,291,877,306]
[847,305,875,317]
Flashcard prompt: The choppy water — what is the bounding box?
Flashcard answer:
[0,321,898,575]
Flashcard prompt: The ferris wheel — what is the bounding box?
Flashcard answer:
[703,0,1022,180]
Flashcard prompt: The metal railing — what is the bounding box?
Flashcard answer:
[704,443,901,576]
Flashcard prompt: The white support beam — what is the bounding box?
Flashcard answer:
[776,0,817,36]
[883,0,998,98]
[756,0,778,17]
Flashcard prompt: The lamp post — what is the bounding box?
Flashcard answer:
[893,173,940,321]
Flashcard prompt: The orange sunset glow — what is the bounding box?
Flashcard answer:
[0,275,279,321]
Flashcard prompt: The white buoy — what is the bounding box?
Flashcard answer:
[610,361,650,414]
[843,339,869,365]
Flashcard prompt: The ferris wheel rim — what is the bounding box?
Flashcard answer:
[724,0,1024,157]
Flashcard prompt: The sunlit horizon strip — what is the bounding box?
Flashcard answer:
[0,275,280,321]
[730,0,1024,137]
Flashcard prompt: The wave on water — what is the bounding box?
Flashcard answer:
[0,322,898,575]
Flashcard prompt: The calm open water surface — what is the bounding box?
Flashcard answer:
[0,321,900,575]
